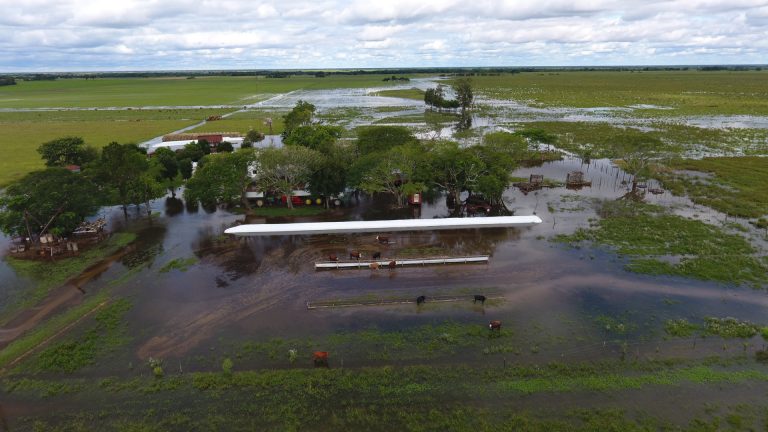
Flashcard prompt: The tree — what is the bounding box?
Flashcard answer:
[153,148,180,197]
[0,168,101,238]
[255,146,324,209]
[284,125,342,154]
[37,137,98,167]
[243,130,265,148]
[217,141,234,152]
[127,170,166,216]
[282,100,316,139]
[92,142,151,217]
[184,150,258,209]
[454,77,474,115]
[356,145,425,208]
[469,137,520,207]
[425,141,484,211]
[356,126,418,156]
[613,133,665,193]
[308,145,350,208]
[176,142,205,162]
[178,158,193,180]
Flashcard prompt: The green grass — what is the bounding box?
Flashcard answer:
[555,202,768,286]
[0,108,237,186]
[472,70,768,116]
[372,88,426,100]
[7,358,768,431]
[2,232,137,321]
[0,75,409,109]
[158,257,198,273]
[30,299,132,373]
[665,317,762,339]
[0,289,110,370]
[658,157,768,219]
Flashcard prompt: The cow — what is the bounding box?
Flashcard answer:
[473,295,487,305]
[328,253,339,262]
[369,262,379,270]
[416,295,426,305]
[313,351,329,367]
[376,235,389,244]
[388,260,397,269]
[489,320,502,331]
[372,251,382,259]
[350,251,362,260]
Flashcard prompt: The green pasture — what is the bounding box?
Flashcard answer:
[190,110,286,135]
[371,88,426,100]
[471,71,768,116]
[0,75,412,109]
[0,110,227,186]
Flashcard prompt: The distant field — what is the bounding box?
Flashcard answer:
[0,109,228,186]
[0,75,413,109]
[372,88,425,100]
[471,71,768,116]
[190,110,286,135]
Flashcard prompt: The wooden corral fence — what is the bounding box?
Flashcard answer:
[513,174,546,193]
[307,295,505,310]
[315,256,490,270]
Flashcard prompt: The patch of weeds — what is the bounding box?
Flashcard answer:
[664,319,699,337]
[703,317,760,338]
[158,257,198,273]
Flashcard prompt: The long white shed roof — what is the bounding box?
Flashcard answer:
[225,216,542,236]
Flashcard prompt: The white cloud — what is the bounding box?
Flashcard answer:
[0,0,766,70]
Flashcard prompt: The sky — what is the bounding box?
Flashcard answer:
[1,0,767,71]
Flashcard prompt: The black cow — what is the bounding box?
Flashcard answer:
[473,295,486,305]
[416,295,426,305]
[372,251,381,259]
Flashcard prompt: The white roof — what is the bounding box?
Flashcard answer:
[225,216,542,236]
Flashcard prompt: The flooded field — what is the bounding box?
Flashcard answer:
[1,75,768,430]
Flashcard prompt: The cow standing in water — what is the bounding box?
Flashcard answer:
[376,235,389,244]
[489,320,502,331]
[473,295,487,305]
[328,254,339,262]
[388,260,397,269]
[372,251,381,259]
[416,295,426,305]
[350,251,362,260]
[313,351,329,367]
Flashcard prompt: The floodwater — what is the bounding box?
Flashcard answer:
[3,80,768,426]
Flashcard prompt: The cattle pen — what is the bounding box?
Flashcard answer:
[314,255,490,270]
[306,295,505,310]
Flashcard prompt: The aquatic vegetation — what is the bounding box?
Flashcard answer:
[158,256,198,273]
[658,157,768,219]
[664,319,699,337]
[555,201,768,286]
[703,317,760,338]
[31,299,132,373]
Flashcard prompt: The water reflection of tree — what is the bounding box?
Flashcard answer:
[120,225,166,269]
[454,113,472,133]
[164,197,184,217]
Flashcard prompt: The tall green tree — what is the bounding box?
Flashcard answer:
[282,100,316,139]
[308,145,350,208]
[613,133,665,193]
[255,146,324,209]
[92,142,151,217]
[284,125,342,154]
[425,141,484,210]
[0,168,101,238]
[184,150,258,209]
[153,147,181,197]
[454,77,474,114]
[37,136,98,167]
[356,126,419,156]
[357,145,425,208]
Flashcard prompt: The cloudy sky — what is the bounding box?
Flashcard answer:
[1,0,767,71]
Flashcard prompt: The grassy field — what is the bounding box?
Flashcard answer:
[471,71,768,116]
[0,109,230,186]
[555,201,768,286]
[372,88,426,100]
[658,157,768,219]
[189,109,286,135]
[0,75,413,109]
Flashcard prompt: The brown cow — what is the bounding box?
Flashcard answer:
[376,235,389,244]
[313,351,329,367]
[350,251,362,260]
[388,260,397,269]
[328,253,339,262]
[489,320,502,331]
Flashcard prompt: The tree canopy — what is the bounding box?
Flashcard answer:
[255,146,324,208]
[0,168,102,237]
[356,126,419,156]
[284,125,342,154]
[184,150,258,209]
[282,100,316,139]
[37,137,98,167]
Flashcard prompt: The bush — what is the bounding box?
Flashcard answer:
[222,358,234,374]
